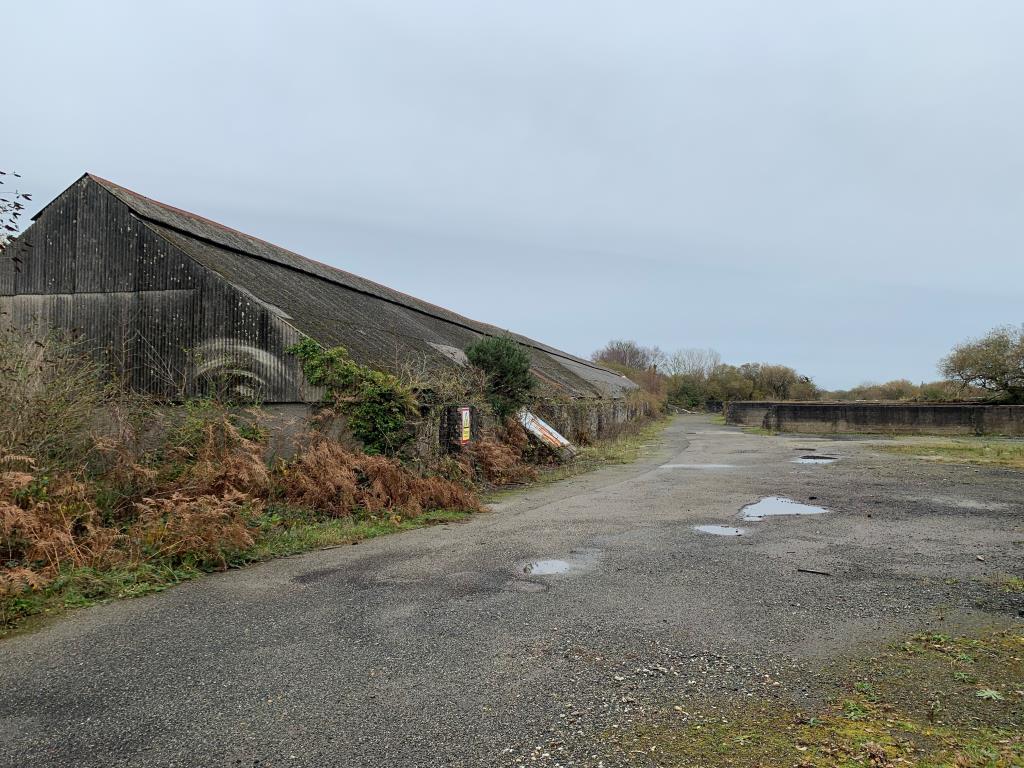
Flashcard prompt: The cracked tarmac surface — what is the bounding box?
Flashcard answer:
[2,415,1021,767]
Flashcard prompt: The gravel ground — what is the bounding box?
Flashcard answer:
[1,415,1021,767]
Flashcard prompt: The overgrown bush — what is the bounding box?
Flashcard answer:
[278,437,480,517]
[0,330,657,631]
[463,439,537,485]
[460,418,538,485]
[464,335,536,419]
[395,354,491,414]
[0,333,487,627]
[288,338,418,455]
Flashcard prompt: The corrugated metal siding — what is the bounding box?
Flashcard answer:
[89,175,627,385]
[146,222,613,399]
[4,179,306,401]
[4,182,79,296]
[5,174,635,403]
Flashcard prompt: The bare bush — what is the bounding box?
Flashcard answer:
[0,327,149,473]
[130,492,257,569]
[0,169,30,252]
[279,437,481,517]
[592,339,665,371]
[664,348,721,380]
[0,467,128,591]
[462,433,538,485]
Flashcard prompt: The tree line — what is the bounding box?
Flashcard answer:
[592,324,1024,408]
[592,340,819,409]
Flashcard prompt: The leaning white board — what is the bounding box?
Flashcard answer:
[517,409,578,460]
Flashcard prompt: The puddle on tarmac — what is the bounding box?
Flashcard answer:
[792,455,839,464]
[693,524,746,536]
[520,559,572,576]
[660,463,737,470]
[741,496,829,521]
[515,548,600,579]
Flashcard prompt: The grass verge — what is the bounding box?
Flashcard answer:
[620,628,1024,767]
[879,440,1024,471]
[500,416,672,492]
[1,507,470,638]
[3,421,671,638]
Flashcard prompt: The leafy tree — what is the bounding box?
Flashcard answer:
[706,364,755,402]
[465,335,536,419]
[667,374,705,409]
[702,362,819,403]
[940,324,1024,403]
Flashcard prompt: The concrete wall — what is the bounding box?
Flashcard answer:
[534,397,650,446]
[257,397,641,462]
[725,401,1024,436]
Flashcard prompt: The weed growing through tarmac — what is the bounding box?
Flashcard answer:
[619,628,1024,767]
[987,574,1024,594]
[486,417,671,498]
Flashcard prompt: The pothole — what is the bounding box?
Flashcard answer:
[741,496,829,521]
[693,524,746,536]
[792,455,839,464]
[514,549,600,579]
[520,559,572,576]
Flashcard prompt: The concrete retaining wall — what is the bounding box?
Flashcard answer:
[533,397,649,446]
[725,401,1024,436]
[257,397,643,460]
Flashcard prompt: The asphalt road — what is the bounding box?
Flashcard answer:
[2,415,1021,767]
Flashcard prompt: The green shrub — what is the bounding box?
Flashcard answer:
[464,335,536,419]
[668,374,705,410]
[288,338,417,455]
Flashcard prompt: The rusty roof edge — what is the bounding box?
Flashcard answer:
[83,174,627,380]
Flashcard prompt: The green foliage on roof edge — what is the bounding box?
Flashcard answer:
[464,335,536,420]
[288,338,418,455]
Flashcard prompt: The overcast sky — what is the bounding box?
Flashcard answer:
[5,1,1022,389]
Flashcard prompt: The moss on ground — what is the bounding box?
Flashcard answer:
[880,440,1024,471]
[621,629,1024,767]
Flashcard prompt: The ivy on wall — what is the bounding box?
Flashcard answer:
[288,339,418,455]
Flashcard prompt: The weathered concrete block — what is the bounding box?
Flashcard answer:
[725,401,1024,436]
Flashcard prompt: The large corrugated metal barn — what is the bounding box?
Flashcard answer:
[1,174,634,414]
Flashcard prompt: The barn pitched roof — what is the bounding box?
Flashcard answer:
[72,174,633,399]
